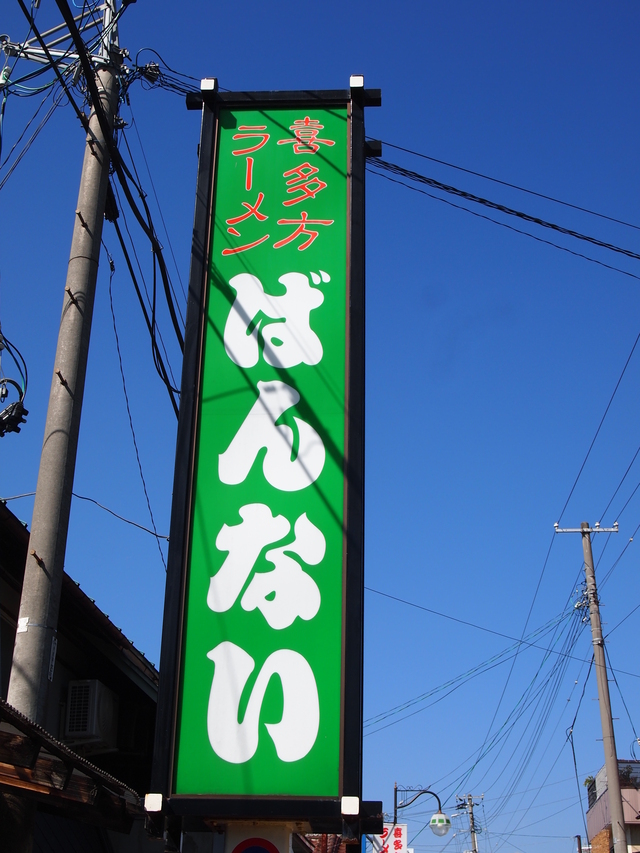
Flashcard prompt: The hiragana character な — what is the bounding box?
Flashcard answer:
[232,125,270,156]
[277,116,335,154]
[207,641,319,763]
[222,192,269,255]
[274,211,334,251]
[218,380,325,491]
[282,162,327,206]
[207,503,325,630]
[224,271,324,368]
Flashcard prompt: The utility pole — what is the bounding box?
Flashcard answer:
[555,521,626,853]
[456,794,482,853]
[467,794,478,853]
[7,2,119,725]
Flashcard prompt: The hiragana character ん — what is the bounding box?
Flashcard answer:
[224,272,324,368]
[218,380,326,491]
[274,211,334,251]
[222,192,269,256]
[277,116,335,154]
[282,163,327,206]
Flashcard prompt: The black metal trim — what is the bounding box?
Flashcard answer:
[164,797,382,833]
[151,99,217,794]
[341,87,366,799]
[187,89,381,111]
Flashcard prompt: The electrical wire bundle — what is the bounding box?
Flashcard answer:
[0,321,28,436]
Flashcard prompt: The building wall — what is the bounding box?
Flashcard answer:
[591,827,611,853]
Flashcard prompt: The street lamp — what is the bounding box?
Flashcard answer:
[394,783,452,838]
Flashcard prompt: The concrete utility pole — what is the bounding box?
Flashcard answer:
[455,794,481,853]
[467,794,479,853]
[555,520,626,853]
[581,521,627,853]
[7,1,119,727]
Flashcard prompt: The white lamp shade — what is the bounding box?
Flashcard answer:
[429,811,452,837]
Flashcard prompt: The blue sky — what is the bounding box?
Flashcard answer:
[3,3,640,853]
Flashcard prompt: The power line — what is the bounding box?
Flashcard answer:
[368,159,640,265]
[374,139,640,233]
[107,182,180,416]
[555,328,640,524]
[0,491,168,539]
[105,244,167,571]
[367,165,640,284]
[53,0,185,354]
[365,586,640,677]
[16,0,88,130]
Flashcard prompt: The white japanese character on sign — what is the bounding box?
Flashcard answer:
[207,503,325,630]
[207,641,320,763]
[218,380,325,491]
[224,272,325,368]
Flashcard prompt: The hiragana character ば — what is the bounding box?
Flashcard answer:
[274,211,334,251]
[207,641,319,763]
[218,380,326,491]
[207,503,326,630]
[224,271,324,368]
[222,192,269,256]
[282,163,327,206]
[277,116,335,154]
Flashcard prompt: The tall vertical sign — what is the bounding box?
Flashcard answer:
[153,84,380,827]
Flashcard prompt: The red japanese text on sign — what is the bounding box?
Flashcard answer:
[282,163,327,206]
[274,211,334,251]
[277,116,336,154]
[222,192,270,256]
[232,125,270,155]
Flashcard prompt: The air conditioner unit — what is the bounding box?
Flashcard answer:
[65,679,118,754]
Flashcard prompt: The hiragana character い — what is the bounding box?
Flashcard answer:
[222,192,270,256]
[282,163,327,206]
[274,211,334,251]
[277,116,335,154]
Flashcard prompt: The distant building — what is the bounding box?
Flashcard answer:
[586,760,640,853]
[0,500,160,851]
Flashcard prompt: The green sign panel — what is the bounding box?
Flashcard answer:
[174,106,349,797]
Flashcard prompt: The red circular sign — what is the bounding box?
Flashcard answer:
[232,838,281,853]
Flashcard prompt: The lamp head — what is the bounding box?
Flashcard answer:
[429,811,452,837]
